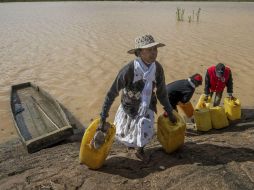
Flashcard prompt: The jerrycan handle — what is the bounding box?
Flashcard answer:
[164,111,179,125]
[227,97,239,106]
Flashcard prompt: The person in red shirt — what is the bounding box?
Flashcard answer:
[204,63,234,106]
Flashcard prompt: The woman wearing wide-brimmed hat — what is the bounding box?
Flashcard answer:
[95,34,176,162]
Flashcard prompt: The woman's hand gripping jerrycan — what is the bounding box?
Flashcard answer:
[79,118,115,169]
[157,111,186,154]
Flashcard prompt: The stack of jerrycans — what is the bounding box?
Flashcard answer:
[194,94,241,131]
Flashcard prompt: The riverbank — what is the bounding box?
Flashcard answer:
[0,108,254,189]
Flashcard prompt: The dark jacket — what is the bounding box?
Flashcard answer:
[100,60,173,119]
[166,79,195,109]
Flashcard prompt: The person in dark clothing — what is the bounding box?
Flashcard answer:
[93,34,176,162]
[166,74,203,110]
[204,63,234,106]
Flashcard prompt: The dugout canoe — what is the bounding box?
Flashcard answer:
[10,82,73,153]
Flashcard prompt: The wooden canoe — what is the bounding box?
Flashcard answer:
[10,82,73,153]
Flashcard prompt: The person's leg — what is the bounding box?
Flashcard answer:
[209,92,214,100]
[135,146,150,163]
[209,92,214,105]
[136,147,145,156]
[135,113,153,163]
[213,92,223,106]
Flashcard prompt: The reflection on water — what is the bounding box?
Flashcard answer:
[1,2,254,142]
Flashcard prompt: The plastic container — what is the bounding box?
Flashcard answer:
[194,108,212,131]
[224,97,241,120]
[79,118,116,169]
[210,106,229,129]
[195,94,211,110]
[177,102,194,118]
[157,111,186,154]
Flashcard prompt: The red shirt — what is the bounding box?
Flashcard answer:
[207,66,230,92]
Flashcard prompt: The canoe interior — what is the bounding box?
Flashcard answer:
[10,82,73,152]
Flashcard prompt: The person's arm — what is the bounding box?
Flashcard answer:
[226,70,233,94]
[155,63,174,115]
[100,63,132,122]
[204,70,210,95]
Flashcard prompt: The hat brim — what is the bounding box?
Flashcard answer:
[127,42,165,54]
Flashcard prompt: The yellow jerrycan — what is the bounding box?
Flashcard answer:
[157,111,186,154]
[195,94,211,110]
[79,118,116,169]
[224,97,241,120]
[194,108,212,131]
[210,106,229,129]
[177,102,194,118]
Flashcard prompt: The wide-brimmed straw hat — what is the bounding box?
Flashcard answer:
[127,34,165,54]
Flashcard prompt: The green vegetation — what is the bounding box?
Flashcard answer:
[196,7,201,22]
[177,7,201,23]
[176,8,185,22]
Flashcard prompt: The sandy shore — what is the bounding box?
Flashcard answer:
[0,107,254,189]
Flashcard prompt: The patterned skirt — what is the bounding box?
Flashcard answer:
[114,104,154,148]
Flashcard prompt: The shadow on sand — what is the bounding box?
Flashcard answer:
[99,141,254,179]
[58,104,86,143]
[99,108,254,179]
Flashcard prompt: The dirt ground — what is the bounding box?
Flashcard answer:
[0,108,254,190]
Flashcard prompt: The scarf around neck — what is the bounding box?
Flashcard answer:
[188,78,196,89]
[134,58,156,116]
